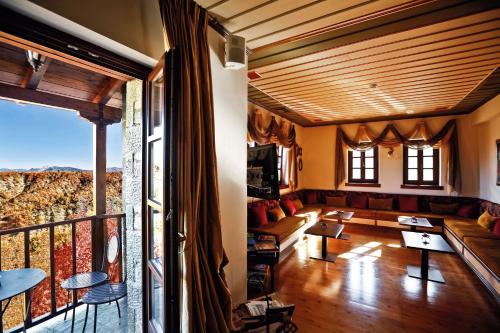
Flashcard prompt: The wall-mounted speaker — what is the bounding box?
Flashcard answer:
[225,34,246,70]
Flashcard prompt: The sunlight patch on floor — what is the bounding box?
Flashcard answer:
[338,241,383,263]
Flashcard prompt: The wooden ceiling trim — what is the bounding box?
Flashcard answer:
[271,94,465,113]
[220,0,277,23]
[451,66,500,111]
[260,72,492,101]
[276,92,469,113]
[231,0,327,35]
[253,25,500,82]
[270,85,480,109]
[254,52,500,94]
[248,0,499,69]
[0,82,121,123]
[248,63,497,98]
[263,74,489,101]
[249,0,434,50]
[206,0,230,10]
[253,44,500,90]
[241,0,377,41]
[254,13,500,75]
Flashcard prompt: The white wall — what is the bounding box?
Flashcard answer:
[300,115,480,197]
[209,29,248,305]
[471,95,500,203]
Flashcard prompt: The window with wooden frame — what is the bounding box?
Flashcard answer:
[403,146,440,186]
[347,147,379,184]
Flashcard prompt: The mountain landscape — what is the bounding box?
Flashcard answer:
[0,170,123,330]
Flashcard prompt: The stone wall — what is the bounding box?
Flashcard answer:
[122,79,143,332]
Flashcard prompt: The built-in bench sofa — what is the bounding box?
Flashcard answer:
[248,189,500,301]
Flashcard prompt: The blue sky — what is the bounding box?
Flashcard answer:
[0,99,122,170]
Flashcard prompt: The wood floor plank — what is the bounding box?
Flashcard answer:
[273,225,500,333]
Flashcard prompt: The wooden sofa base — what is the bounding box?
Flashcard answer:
[444,226,500,304]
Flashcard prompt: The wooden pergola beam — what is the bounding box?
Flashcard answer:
[0,82,122,123]
[21,55,51,90]
[92,77,124,105]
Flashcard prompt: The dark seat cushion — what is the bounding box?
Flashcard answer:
[463,237,500,277]
[248,216,307,242]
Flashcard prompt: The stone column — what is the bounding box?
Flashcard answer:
[122,79,143,333]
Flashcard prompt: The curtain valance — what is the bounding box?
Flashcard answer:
[335,120,461,192]
[247,109,296,148]
[247,108,298,189]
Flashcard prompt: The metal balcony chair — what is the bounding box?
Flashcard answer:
[61,231,125,332]
[81,232,127,333]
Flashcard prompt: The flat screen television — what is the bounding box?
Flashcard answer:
[247,143,280,200]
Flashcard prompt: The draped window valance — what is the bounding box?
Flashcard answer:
[247,108,298,189]
[335,120,461,192]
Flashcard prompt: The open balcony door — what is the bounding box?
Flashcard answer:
[144,50,180,333]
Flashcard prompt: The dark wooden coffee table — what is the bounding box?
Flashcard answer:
[401,231,454,283]
[398,216,433,231]
[305,223,345,262]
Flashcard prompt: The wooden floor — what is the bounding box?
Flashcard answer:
[275,225,500,333]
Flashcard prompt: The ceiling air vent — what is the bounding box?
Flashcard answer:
[248,71,262,81]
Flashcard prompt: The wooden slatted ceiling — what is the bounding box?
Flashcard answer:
[0,40,123,112]
[197,0,423,50]
[246,9,500,125]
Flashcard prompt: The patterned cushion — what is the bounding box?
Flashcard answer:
[292,198,304,210]
[478,210,497,231]
[268,206,286,222]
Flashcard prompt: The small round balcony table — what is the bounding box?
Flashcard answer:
[0,268,46,333]
[61,272,108,333]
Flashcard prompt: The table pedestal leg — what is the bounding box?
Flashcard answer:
[310,236,337,262]
[406,249,446,283]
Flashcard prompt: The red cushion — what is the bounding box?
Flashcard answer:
[399,196,418,212]
[493,219,500,237]
[306,191,317,204]
[281,198,297,216]
[457,203,478,218]
[248,205,268,227]
[350,193,368,209]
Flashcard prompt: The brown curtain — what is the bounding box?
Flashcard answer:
[335,120,461,192]
[159,1,232,332]
[247,108,299,189]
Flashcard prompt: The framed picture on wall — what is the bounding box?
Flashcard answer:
[497,139,500,186]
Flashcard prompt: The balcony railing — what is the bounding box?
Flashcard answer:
[0,213,126,332]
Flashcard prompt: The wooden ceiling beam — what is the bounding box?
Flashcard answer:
[92,77,124,105]
[248,0,500,69]
[0,82,121,124]
[21,55,51,90]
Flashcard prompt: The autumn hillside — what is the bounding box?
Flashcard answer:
[0,171,122,230]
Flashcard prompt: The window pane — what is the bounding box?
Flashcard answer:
[151,275,164,329]
[423,169,434,181]
[352,169,361,179]
[365,148,374,157]
[423,156,433,168]
[150,140,163,202]
[352,157,361,168]
[151,207,163,266]
[352,150,361,157]
[365,157,374,168]
[408,169,418,181]
[423,147,434,156]
[365,169,374,180]
[408,157,418,169]
[408,148,418,156]
[150,71,163,136]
